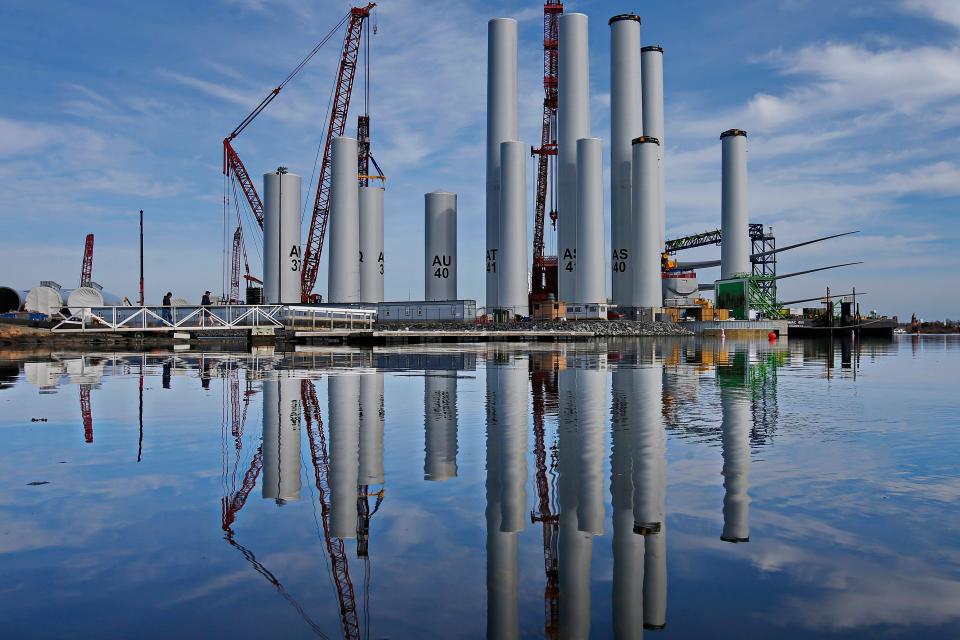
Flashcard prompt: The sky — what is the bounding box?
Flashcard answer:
[0,0,958,319]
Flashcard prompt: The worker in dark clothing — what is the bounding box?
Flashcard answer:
[201,291,212,306]
[162,292,173,324]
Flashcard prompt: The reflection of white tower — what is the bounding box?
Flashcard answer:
[630,364,667,631]
[425,372,458,481]
[497,358,528,533]
[262,377,302,503]
[485,361,519,640]
[611,366,644,639]
[720,388,751,543]
[359,373,385,486]
[558,368,592,640]
[577,367,606,535]
[329,375,360,538]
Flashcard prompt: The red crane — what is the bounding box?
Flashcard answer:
[530,1,563,305]
[301,4,375,301]
[80,233,94,288]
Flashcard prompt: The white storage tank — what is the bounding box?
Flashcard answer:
[359,186,385,303]
[424,191,457,302]
[263,168,303,304]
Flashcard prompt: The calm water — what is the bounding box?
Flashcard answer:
[1,336,958,639]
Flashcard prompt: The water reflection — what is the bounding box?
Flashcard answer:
[3,337,959,639]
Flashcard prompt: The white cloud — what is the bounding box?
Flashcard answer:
[903,0,960,29]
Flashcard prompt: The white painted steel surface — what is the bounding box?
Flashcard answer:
[424,191,457,302]
[558,13,590,304]
[575,138,606,306]
[67,286,121,314]
[498,141,528,316]
[424,372,458,481]
[495,357,527,534]
[359,373,384,485]
[721,129,750,279]
[328,137,360,303]
[263,170,303,304]
[577,366,607,535]
[611,362,645,638]
[631,137,664,308]
[721,386,751,542]
[610,14,642,307]
[486,18,518,311]
[25,286,66,316]
[641,46,666,250]
[329,374,360,538]
[261,377,302,502]
[359,186,385,303]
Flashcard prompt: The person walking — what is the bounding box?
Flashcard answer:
[201,291,212,306]
[162,291,173,324]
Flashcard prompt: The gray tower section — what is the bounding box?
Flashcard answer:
[720,386,751,542]
[609,14,642,308]
[261,377,302,502]
[263,170,302,304]
[328,136,360,303]
[641,45,665,250]
[631,136,664,309]
[498,141,528,316]
[486,18,518,311]
[424,372,458,481]
[721,129,750,279]
[359,186,384,303]
[575,137,606,305]
[558,13,590,303]
[329,374,360,538]
[424,191,457,301]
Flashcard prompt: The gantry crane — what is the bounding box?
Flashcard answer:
[530,1,563,306]
[221,4,375,302]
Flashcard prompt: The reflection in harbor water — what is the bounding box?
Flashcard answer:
[2,336,959,638]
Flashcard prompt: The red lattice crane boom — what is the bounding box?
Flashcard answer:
[531,1,563,302]
[80,233,94,288]
[301,4,375,301]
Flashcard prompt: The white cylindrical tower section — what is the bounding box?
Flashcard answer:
[641,45,665,250]
[261,377,302,503]
[558,13,590,303]
[609,14,642,308]
[328,137,360,303]
[359,186,385,303]
[631,136,664,309]
[424,373,458,481]
[496,359,528,533]
[329,374,360,538]
[263,170,302,304]
[720,388,751,542]
[721,129,750,279]
[424,191,457,301]
[575,138,605,305]
[486,18,518,312]
[25,286,65,316]
[359,373,385,486]
[498,141,528,316]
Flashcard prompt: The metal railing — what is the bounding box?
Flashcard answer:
[50,305,375,333]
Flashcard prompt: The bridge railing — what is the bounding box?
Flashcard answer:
[51,305,375,333]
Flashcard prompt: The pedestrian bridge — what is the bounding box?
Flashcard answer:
[51,305,376,334]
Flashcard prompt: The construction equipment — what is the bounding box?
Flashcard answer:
[530,1,563,307]
[221,5,374,301]
[301,4,377,301]
[530,355,561,639]
[80,234,94,288]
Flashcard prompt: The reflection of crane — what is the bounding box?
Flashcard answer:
[530,355,561,639]
[301,379,362,640]
[80,233,94,288]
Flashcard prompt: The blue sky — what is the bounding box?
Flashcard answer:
[1,0,958,319]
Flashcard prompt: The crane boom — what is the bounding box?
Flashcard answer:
[531,1,563,299]
[80,233,94,288]
[301,4,375,301]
